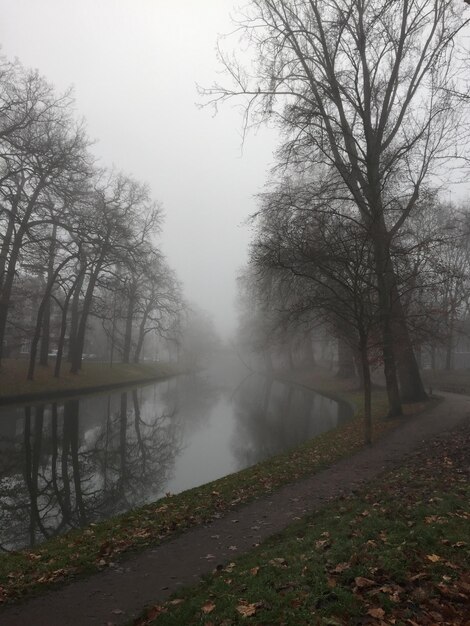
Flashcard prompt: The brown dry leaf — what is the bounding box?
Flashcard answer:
[250,566,260,576]
[327,577,337,588]
[367,607,385,619]
[426,553,441,562]
[315,539,331,551]
[201,601,216,614]
[168,599,184,606]
[236,602,257,618]
[332,562,351,574]
[269,557,288,567]
[355,576,376,588]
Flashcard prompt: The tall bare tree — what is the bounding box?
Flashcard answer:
[205,0,470,414]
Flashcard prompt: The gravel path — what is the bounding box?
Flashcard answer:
[2,391,469,626]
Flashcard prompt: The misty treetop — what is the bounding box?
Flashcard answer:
[0,55,185,378]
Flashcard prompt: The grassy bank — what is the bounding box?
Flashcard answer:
[422,368,470,396]
[0,359,178,402]
[136,421,470,626]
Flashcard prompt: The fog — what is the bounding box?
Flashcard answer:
[1,0,469,424]
[0,0,278,338]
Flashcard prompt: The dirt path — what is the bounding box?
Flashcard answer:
[2,391,469,626]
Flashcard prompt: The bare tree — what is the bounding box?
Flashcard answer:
[204,0,470,413]
[250,188,379,439]
[0,60,91,364]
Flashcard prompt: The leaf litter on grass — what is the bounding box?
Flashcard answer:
[134,421,470,626]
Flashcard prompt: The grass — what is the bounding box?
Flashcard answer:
[135,421,470,626]
[0,369,401,605]
[421,368,470,396]
[0,358,178,401]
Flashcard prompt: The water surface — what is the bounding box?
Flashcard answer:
[0,362,351,549]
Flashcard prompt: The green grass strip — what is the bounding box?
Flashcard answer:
[135,423,470,626]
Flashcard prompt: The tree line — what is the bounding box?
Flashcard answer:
[0,56,183,379]
[208,0,470,437]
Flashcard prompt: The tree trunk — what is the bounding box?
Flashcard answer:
[70,263,101,374]
[28,255,72,380]
[445,319,454,371]
[133,306,151,363]
[353,346,364,390]
[54,285,75,378]
[336,337,355,378]
[390,283,428,401]
[39,224,57,366]
[122,283,137,364]
[0,238,23,363]
[68,260,86,362]
[359,335,372,445]
[0,182,46,364]
[372,229,402,417]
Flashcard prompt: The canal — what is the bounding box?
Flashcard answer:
[0,360,351,549]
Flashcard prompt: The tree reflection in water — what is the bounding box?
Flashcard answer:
[0,373,350,550]
[0,388,182,550]
[231,375,352,469]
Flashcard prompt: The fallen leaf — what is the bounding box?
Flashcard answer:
[332,562,350,574]
[367,607,385,619]
[426,553,441,562]
[354,576,376,588]
[201,601,216,614]
[315,539,331,551]
[236,602,257,617]
[168,599,184,606]
[250,566,260,576]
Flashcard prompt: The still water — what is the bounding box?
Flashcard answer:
[0,362,351,549]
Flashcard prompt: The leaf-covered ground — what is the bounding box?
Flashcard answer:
[135,421,470,626]
[0,373,394,605]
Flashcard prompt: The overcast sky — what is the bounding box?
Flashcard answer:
[0,0,278,338]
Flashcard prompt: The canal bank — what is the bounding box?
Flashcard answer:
[0,359,180,405]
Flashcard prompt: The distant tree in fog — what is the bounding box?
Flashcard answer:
[0,59,91,363]
[0,55,183,377]
[250,191,379,441]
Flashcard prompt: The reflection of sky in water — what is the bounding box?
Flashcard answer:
[0,363,352,549]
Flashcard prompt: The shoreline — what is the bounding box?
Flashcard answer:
[0,361,182,408]
[0,372,178,408]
